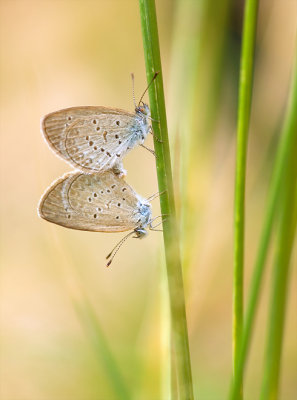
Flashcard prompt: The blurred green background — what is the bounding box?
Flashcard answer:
[0,1,296,399]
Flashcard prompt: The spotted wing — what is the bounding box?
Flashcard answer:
[42,106,137,172]
[38,171,140,232]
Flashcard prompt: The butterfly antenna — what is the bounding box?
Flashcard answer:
[106,231,134,267]
[138,72,159,107]
[131,73,137,109]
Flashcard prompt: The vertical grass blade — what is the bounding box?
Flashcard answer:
[138,1,194,398]
[260,153,297,400]
[230,45,297,400]
[74,297,131,400]
[44,232,131,399]
[260,53,297,400]
[168,0,232,271]
[233,0,259,393]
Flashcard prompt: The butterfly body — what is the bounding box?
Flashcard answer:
[128,104,151,147]
[42,104,151,175]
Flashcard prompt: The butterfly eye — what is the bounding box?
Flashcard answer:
[136,106,144,115]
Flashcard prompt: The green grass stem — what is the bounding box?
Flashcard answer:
[74,297,131,400]
[260,51,297,400]
[45,232,131,399]
[138,1,194,398]
[230,44,297,400]
[233,0,259,393]
[260,143,297,400]
[168,0,232,271]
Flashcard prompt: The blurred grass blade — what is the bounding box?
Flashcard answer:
[260,146,297,400]
[233,0,259,393]
[167,0,232,270]
[159,257,172,400]
[260,54,297,400]
[230,44,297,400]
[138,1,194,399]
[73,297,131,400]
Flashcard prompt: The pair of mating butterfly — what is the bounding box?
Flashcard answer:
[38,74,162,266]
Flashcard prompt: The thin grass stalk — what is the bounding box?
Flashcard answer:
[259,55,297,400]
[168,0,232,272]
[138,1,194,399]
[260,148,297,400]
[45,231,131,399]
[73,297,131,400]
[160,256,172,400]
[167,0,201,236]
[233,0,259,393]
[229,45,297,400]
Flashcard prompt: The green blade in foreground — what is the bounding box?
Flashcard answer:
[233,0,259,396]
[138,1,194,399]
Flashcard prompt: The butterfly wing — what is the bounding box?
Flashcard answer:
[38,171,140,232]
[42,106,138,172]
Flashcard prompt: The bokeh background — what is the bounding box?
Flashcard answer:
[0,1,296,399]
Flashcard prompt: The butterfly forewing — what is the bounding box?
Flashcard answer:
[42,107,138,172]
[38,171,140,232]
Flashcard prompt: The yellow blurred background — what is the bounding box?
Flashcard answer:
[0,1,296,399]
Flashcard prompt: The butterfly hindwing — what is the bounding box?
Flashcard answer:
[38,171,140,232]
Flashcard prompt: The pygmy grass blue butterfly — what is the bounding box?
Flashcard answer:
[41,73,158,176]
[38,170,163,266]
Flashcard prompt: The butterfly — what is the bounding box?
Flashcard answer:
[38,170,161,266]
[41,73,158,176]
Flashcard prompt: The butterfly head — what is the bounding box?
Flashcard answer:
[133,227,148,239]
[136,102,150,118]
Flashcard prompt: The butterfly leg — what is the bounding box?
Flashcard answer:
[140,144,156,157]
[150,226,163,232]
[146,190,166,202]
[149,215,168,231]
[150,126,163,143]
[148,116,160,123]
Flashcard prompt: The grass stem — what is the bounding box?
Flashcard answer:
[138,1,194,398]
[260,127,297,400]
[233,0,259,394]
[74,297,131,400]
[230,44,297,400]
